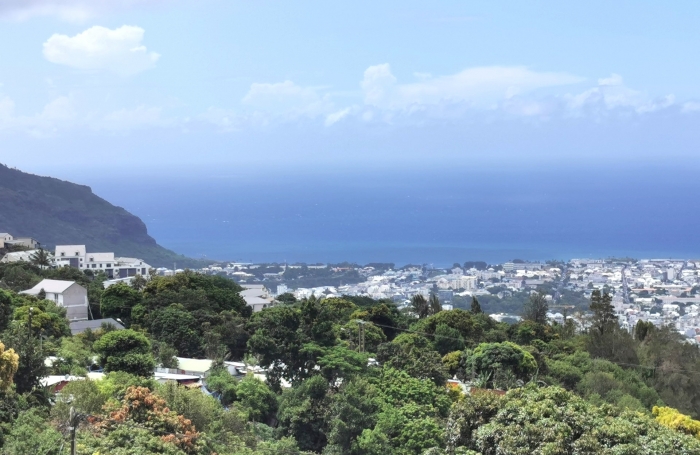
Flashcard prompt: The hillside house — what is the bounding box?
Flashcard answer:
[54,245,151,279]
[20,279,89,321]
[0,233,12,248]
[241,284,274,312]
[0,249,39,263]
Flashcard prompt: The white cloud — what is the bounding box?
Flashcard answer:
[97,105,164,130]
[567,74,675,114]
[242,80,333,117]
[0,0,161,22]
[681,101,700,113]
[361,64,584,109]
[325,108,351,126]
[43,25,160,75]
[0,96,15,121]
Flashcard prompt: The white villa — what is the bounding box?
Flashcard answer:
[54,245,151,279]
[20,279,89,321]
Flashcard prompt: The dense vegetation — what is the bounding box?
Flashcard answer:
[0,163,203,267]
[2,266,700,453]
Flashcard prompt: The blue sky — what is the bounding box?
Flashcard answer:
[1,0,699,178]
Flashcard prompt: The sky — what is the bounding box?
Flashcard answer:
[0,0,699,176]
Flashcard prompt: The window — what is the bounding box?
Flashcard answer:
[107,263,112,267]
[92,264,96,269]
[60,252,65,257]
[75,252,79,256]
[90,258,94,262]
[99,264,103,268]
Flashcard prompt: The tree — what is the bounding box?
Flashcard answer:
[130,274,148,291]
[460,341,537,389]
[0,341,19,391]
[433,323,465,356]
[522,292,548,324]
[93,329,155,376]
[277,292,298,304]
[89,386,202,455]
[325,378,383,455]
[448,385,700,454]
[149,304,203,357]
[28,249,52,268]
[2,325,46,393]
[1,409,63,455]
[634,320,654,342]
[100,282,142,326]
[236,375,278,423]
[429,294,442,315]
[470,296,482,314]
[277,375,330,452]
[411,294,429,319]
[316,344,368,386]
[589,290,616,335]
[653,406,700,438]
[0,289,14,332]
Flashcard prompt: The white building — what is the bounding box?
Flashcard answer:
[54,245,151,279]
[241,284,274,312]
[0,249,40,263]
[0,233,13,249]
[20,279,89,321]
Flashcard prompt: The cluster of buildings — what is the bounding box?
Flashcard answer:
[191,258,700,342]
[565,258,700,342]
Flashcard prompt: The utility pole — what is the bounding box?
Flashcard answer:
[355,320,366,353]
[28,307,33,339]
[69,406,77,455]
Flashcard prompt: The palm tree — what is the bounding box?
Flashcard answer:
[429,293,442,315]
[411,294,429,319]
[29,248,52,268]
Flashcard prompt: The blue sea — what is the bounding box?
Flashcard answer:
[80,164,700,267]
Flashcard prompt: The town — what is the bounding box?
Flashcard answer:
[3,230,699,344]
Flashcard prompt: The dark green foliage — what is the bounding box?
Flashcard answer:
[0,262,42,292]
[276,292,297,304]
[235,375,278,423]
[325,378,383,455]
[433,323,465,355]
[100,282,142,325]
[247,297,355,388]
[93,329,155,376]
[507,320,552,345]
[277,375,330,452]
[460,341,538,389]
[376,335,449,386]
[205,366,239,406]
[2,325,47,394]
[521,292,548,324]
[470,296,482,314]
[149,304,203,357]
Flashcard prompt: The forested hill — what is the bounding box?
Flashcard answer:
[0,164,201,267]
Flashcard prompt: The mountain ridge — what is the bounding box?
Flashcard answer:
[0,164,204,268]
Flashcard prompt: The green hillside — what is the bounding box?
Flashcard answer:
[0,164,203,268]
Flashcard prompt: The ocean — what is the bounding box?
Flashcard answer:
[81,164,700,267]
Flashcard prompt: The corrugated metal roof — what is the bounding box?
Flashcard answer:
[21,279,78,295]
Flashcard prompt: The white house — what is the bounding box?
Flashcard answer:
[20,279,89,321]
[0,249,39,263]
[241,284,274,312]
[54,245,151,279]
[0,233,13,249]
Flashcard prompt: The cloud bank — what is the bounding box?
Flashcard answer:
[43,25,160,75]
[0,0,161,22]
[361,64,584,109]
